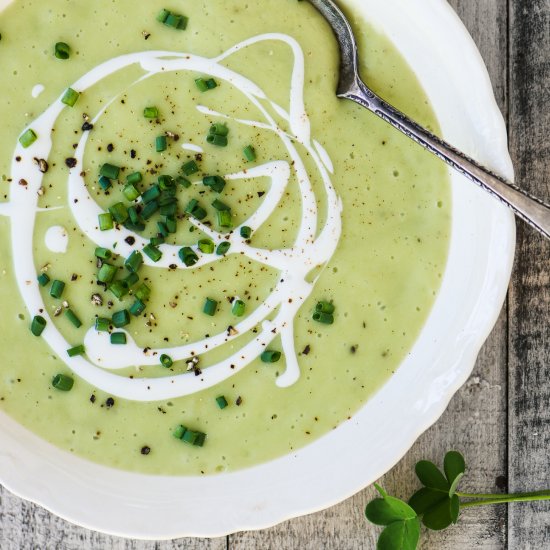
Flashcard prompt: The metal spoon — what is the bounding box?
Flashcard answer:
[307,0,550,239]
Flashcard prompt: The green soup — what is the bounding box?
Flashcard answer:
[0,0,450,475]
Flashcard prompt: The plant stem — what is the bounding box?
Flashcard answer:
[459,490,550,508]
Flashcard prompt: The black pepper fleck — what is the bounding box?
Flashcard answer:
[105,397,115,408]
[82,121,94,131]
[124,236,136,246]
[65,157,77,168]
[140,446,151,455]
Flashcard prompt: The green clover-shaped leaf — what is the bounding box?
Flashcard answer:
[415,460,449,491]
[377,517,421,550]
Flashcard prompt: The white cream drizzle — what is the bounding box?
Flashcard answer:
[31,84,44,98]
[4,34,342,401]
[44,225,68,253]
[181,143,203,153]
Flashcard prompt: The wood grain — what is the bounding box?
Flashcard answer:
[507,0,550,547]
[2,0,549,548]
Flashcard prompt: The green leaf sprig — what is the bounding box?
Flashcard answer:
[365,451,550,549]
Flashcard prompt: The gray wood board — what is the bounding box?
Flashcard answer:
[1,0,548,548]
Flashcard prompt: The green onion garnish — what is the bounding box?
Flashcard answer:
[143,106,159,119]
[156,9,170,23]
[108,202,129,224]
[19,128,37,148]
[216,396,228,409]
[198,239,215,254]
[212,199,230,211]
[176,176,191,188]
[160,354,173,368]
[157,221,169,237]
[50,280,65,299]
[240,226,252,239]
[54,42,70,60]
[67,344,85,357]
[128,206,141,225]
[37,273,50,287]
[203,297,218,316]
[123,272,139,288]
[160,202,177,217]
[142,185,161,203]
[178,247,199,266]
[110,332,127,345]
[313,312,334,324]
[164,12,188,30]
[185,199,207,220]
[123,183,141,201]
[99,163,120,180]
[155,135,167,152]
[232,299,245,317]
[158,175,174,190]
[165,217,177,233]
[52,373,73,391]
[182,429,198,445]
[173,424,186,439]
[126,172,143,185]
[209,123,229,137]
[125,250,143,273]
[112,309,130,328]
[149,236,165,247]
[65,309,82,328]
[243,145,256,162]
[99,176,111,191]
[182,160,199,176]
[216,241,231,256]
[61,88,80,107]
[203,175,226,193]
[205,78,217,89]
[143,244,162,262]
[95,317,110,332]
[94,247,112,260]
[97,263,117,284]
[129,299,146,317]
[315,301,335,314]
[30,315,47,336]
[141,200,159,220]
[98,212,114,231]
[195,78,209,92]
[261,350,281,363]
[217,210,232,228]
[108,280,128,300]
[206,134,228,147]
[135,283,151,302]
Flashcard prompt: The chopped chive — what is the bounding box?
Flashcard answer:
[52,373,74,391]
[50,280,65,299]
[195,78,209,92]
[261,350,281,363]
[123,183,141,201]
[203,297,218,316]
[313,311,334,324]
[157,222,169,238]
[165,216,177,233]
[160,202,177,217]
[176,176,191,188]
[141,200,159,220]
[126,171,143,185]
[123,272,139,288]
[216,395,228,409]
[164,12,188,29]
[143,106,159,119]
[54,42,70,60]
[129,299,146,317]
[143,243,162,262]
[182,429,198,445]
[194,432,206,447]
[185,199,207,220]
[156,8,170,23]
[203,175,226,193]
[108,280,128,300]
[178,247,199,266]
[198,238,215,254]
[209,123,229,137]
[150,236,165,247]
[67,344,85,357]
[160,354,173,368]
[142,185,161,203]
[125,250,143,273]
[99,163,120,180]
[315,301,335,314]
[206,134,228,147]
[65,309,82,328]
[108,202,129,223]
[37,273,50,287]
[128,206,141,225]
[240,226,252,239]
[30,315,47,336]
[99,175,112,191]
[232,299,245,317]
[112,309,130,328]
[217,210,232,228]
[19,128,37,148]
[216,241,231,256]
[158,174,174,189]
[94,247,112,260]
[173,424,186,439]
[243,145,256,162]
[135,283,151,302]
[185,199,198,213]
[155,135,167,152]
[182,160,199,176]
[61,87,80,107]
[98,212,114,231]
[97,263,117,284]
[212,199,230,211]
[95,317,110,332]
[206,78,217,89]
[110,332,127,345]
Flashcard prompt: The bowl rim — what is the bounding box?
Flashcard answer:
[0,0,515,539]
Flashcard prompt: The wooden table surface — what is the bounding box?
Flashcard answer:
[1,0,549,548]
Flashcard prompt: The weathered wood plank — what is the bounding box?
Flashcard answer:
[231,0,510,547]
[507,0,550,547]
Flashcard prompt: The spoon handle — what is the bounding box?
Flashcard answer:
[342,79,550,240]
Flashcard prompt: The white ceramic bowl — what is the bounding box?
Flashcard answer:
[0,0,515,539]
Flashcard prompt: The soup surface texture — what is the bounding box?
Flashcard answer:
[0,0,450,474]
